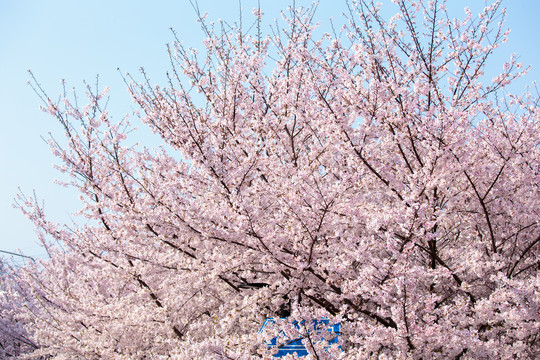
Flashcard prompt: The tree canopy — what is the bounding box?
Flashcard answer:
[1,0,539,358]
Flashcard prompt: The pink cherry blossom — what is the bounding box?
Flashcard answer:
[1,0,539,359]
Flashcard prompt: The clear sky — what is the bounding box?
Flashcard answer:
[1,0,539,263]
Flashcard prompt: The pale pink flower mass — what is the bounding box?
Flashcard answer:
[1,0,539,359]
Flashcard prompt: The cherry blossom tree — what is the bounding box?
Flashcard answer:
[2,0,539,358]
[0,261,39,358]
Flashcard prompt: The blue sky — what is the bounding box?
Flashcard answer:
[1,0,539,262]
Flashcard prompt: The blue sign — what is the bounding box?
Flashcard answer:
[258,318,340,358]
